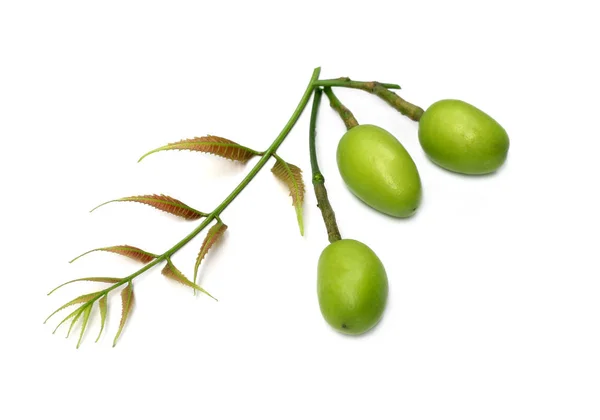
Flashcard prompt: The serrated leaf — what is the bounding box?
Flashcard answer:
[76,304,93,348]
[162,260,217,301]
[96,295,108,343]
[70,245,157,264]
[113,283,134,347]
[272,157,305,235]
[52,306,83,334]
[91,194,206,220]
[194,222,227,289]
[67,306,85,338]
[45,292,100,324]
[139,135,261,163]
[47,277,121,296]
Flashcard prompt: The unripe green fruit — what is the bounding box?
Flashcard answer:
[337,124,422,217]
[317,239,388,335]
[418,99,509,175]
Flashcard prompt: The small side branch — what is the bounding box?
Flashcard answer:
[316,77,400,90]
[359,81,424,121]
[323,87,358,130]
[319,77,424,122]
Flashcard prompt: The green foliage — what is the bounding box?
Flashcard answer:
[45,292,101,325]
[96,295,108,343]
[76,304,93,349]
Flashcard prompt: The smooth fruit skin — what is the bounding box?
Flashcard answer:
[317,239,388,335]
[337,124,421,218]
[418,99,509,175]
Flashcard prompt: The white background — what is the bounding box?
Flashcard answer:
[1,1,599,419]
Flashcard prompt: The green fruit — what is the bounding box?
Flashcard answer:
[336,124,422,217]
[317,239,388,335]
[418,99,509,175]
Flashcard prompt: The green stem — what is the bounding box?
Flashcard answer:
[323,87,358,130]
[316,78,400,90]
[208,69,320,219]
[86,67,323,293]
[310,88,342,243]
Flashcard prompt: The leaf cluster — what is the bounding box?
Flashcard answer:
[47,135,305,347]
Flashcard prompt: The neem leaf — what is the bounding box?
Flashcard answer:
[271,156,305,235]
[45,292,100,324]
[138,135,261,163]
[67,306,85,338]
[113,282,134,347]
[52,306,83,334]
[76,304,93,349]
[47,277,121,296]
[193,221,227,288]
[162,260,217,301]
[96,295,108,343]
[70,245,157,264]
[90,194,206,221]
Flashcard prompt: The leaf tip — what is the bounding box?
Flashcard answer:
[44,311,55,323]
[296,207,304,236]
[89,202,106,213]
[68,252,86,264]
[138,147,161,163]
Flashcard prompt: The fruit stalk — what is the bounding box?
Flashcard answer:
[310,88,342,243]
[317,77,423,121]
[362,82,424,121]
[323,87,358,130]
[316,78,400,90]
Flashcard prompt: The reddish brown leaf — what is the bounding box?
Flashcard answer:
[193,221,227,285]
[91,194,206,220]
[70,245,156,264]
[162,260,216,300]
[272,157,305,235]
[138,135,261,163]
[47,277,121,296]
[113,282,134,347]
